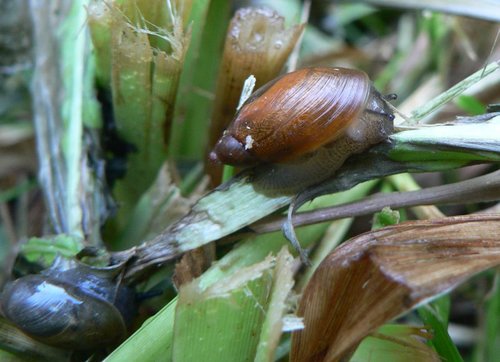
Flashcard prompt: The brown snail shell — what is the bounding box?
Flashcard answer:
[210,67,394,192]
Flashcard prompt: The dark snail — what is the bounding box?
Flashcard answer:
[0,257,135,351]
[210,67,394,192]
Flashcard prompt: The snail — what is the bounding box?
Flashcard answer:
[209,67,395,193]
[0,257,135,351]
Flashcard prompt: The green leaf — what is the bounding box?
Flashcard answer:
[372,207,400,229]
[351,324,440,362]
[418,296,463,362]
[173,257,275,361]
[473,271,500,361]
[20,235,82,268]
[455,95,486,115]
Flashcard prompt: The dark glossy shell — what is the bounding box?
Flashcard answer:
[0,260,134,350]
[212,67,371,166]
[2,275,126,350]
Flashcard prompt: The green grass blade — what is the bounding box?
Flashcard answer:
[173,257,274,361]
[169,0,213,160]
[473,271,500,362]
[410,61,499,122]
[104,299,176,362]
[418,298,464,362]
[255,249,295,362]
[170,0,230,160]
[350,324,440,362]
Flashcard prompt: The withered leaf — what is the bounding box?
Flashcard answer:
[172,244,215,289]
[291,214,500,361]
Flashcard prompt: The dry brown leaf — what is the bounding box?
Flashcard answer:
[172,244,215,289]
[291,214,500,362]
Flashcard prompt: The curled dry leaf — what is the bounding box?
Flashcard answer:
[291,214,500,362]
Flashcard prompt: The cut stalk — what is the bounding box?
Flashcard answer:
[88,1,190,238]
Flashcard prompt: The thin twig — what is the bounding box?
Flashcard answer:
[250,170,500,234]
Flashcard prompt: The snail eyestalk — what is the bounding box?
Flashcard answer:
[383,99,412,125]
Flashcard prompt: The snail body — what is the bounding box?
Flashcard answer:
[210,67,394,192]
[1,258,135,350]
